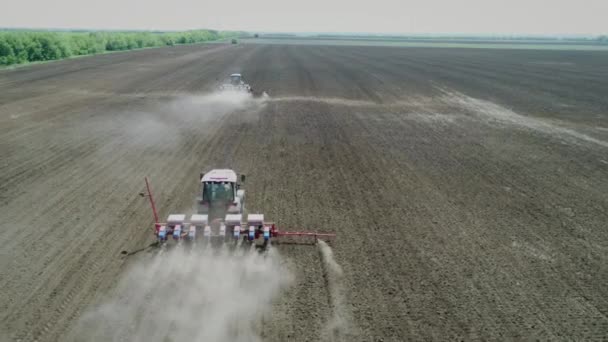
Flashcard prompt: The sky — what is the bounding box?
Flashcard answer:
[1,0,607,35]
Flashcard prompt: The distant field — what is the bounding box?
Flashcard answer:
[242,37,608,50]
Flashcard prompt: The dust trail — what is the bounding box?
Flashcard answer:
[318,240,354,341]
[265,95,441,110]
[267,96,377,107]
[441,89,608,148]
[69,246,292,342]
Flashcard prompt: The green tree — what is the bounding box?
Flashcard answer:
[0,29,239,66]
[0,38,15,65]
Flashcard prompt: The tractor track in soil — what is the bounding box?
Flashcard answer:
[1,43,607,341]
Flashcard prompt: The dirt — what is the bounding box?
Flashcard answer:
[1,43,607,341]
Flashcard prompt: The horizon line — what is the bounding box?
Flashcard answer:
[1,26,605,38]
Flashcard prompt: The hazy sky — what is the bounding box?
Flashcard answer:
[1,0,607,35]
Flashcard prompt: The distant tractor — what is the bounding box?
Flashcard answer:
[219,73,252,93]
[218,73,269,97]
[231,39,238,44]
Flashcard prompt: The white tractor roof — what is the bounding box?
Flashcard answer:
[230,73,242,77]
[201,169,237,183]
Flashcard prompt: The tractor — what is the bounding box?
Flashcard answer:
[141,170,334,247]
[219,73,252,93]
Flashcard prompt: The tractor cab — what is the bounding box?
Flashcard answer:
[219,73,252,93]
[230,73,243,86]
[197,169,245,219]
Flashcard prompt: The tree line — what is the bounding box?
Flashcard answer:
[0,30,238,66]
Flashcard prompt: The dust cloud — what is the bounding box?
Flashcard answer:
[165,91,268,122]
[69,245,292,342]
[87,89,268,164]
[318,240,355,342]
[122,90,267,145]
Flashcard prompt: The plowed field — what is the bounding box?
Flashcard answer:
[1,43,607,341]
